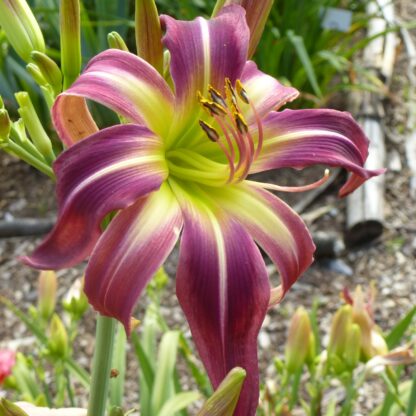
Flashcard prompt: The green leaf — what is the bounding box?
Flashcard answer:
[407,370,416,416]
[151,331,180,414]
[386,307,416,349]
[158,392,200,416]
[286,29,322,98]
[131,331,155,391]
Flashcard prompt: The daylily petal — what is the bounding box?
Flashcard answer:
[52,49,175,146]
[161,5,249,137]
[210,182,315,306]
[252,109,385,196]
[22,124,167,270]
[240,61,299,124]
[172,182,269,416]
[85,183,183,331]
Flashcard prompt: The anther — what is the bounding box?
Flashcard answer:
[208,85,227,107]
[234,112,248,134]
[235,80,249,104]
[225,78,237,108]
[199,120,220,142]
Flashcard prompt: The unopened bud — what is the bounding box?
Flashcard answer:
[31,52,63,96]
[198,367,246,415]
[15,91,55,164]
[135,0,163,74]
[108,406,124,416]
[60,0,81,88]
[0,0,45,62]
[26,63,48,86]
[0,110,11,140]
[107,32,129,51]
[285,307,314,373]
[344,323,361,369]
[328,304,352,358]
[37,270,57,320]
[62,277,89,320]
[0,399,29,416]
[48,315,68,359]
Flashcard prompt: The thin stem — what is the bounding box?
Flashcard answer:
[87,314,117,416]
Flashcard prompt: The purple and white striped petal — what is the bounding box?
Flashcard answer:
[22,124,167,270]
[210,183,315,306]
[252,109,385,196]
[173,183,269,416]
[161,5,249,136]
[85,183,183,331]
[53,49,175,146]
[240,61,299,125]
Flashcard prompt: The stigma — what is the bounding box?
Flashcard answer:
[197,78,263,184]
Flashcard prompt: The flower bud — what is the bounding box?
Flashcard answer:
[62,277,89,320]
[15,92,55,164]
[0,109,11,140]
[60,0,81,88]
[0,350,16,384]
[328,304,352,358]
[26,64,48,86]
[37,270,57,321]
[48,315,68,359]
[344,323,361,369]
[0,0,45,62]
[0,399,29,416]
[135,0,163,74]
[198,367,246,415]
[107,32,129,52]
[31,52,63,96]
[347,285,389,360]
[285,306,314,374]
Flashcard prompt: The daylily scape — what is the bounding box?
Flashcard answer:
[23,5,383,415]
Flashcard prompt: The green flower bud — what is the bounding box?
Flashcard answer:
[0,399,29,416]
[26,63,47,86]
[0,0,45,62]
[62,277,89,320]
[15,91,55,164]
[60,0,81,88]
[285,306,314,374]
[37,270,57,321]
[107,32,129,52]
[0,109,11,140]
[198,367,246,415]
[344,323,361,369]
[135,0,163,74]
[48,315,68,359]
[328,304,352,358]
[108,406,124,416]
[31,51,63,96]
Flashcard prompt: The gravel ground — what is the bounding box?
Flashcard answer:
[0,2,415,415]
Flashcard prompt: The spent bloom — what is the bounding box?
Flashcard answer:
[23,6,383,414]
[0,349,16,384]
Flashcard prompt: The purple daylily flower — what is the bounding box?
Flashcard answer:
[23,6,383,415]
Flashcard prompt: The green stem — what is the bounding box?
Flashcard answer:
[87,315,117,416]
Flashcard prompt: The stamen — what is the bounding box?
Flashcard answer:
[199,120,220,142]
[199,119,235,182]
[198,92,227,117]
[247,169,331,192]
[235,80,249,104]
[208,85,227,107]
[234,112,248,134]
[225,78,237,109]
